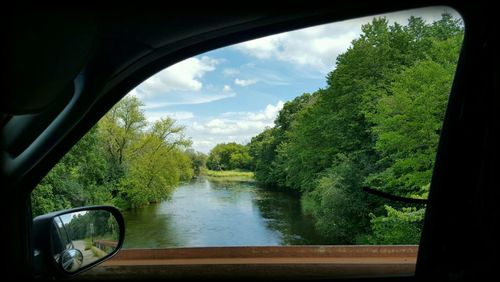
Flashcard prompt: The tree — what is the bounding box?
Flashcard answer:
[248,93,315,187]
[100,96,147,167]
[301,154,373,244]
[248,128,278,186]
[31,183,57,216]
[185,149,207,176]
[366,59,456,195]
[248,13,463,244]
[207,143,252,170]
[33,95,197,213]
[99,99,193,208]
[31,126,111,216]
[362,206,425,245]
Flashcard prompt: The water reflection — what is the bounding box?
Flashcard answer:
[254,189,329,244]
[123,178,328,248]
[122,204,185,248]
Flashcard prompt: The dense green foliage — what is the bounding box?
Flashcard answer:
[248,93,314,188]
[32,126,110,216]
[248,14,463,244]
[32,96,203,215]
[185,149,208,176]
[33,14,463,246]
[206,142,252,171]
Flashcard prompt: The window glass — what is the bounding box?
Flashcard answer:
[32,6,464,249]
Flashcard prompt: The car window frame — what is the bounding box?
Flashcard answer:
[2,2,496,280]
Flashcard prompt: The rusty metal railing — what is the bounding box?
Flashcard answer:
[80,245,418,279]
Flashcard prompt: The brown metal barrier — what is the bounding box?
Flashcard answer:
[93,240,118,249]
[79,245,418,280]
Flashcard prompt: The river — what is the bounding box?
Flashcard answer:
[122,177,329,248]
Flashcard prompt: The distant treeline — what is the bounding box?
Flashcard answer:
[206,143,252,171]
[246,14,463,244]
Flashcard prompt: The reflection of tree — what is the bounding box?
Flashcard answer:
[122,203,185,248]
[253,187,330,245]
[206,180,330,245]
[209,181,253,205]
[107,215,119,241]
[64,211,118,241]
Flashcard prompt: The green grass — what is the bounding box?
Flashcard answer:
[91,246,107,258]
[201,168,254,181]
[84,238,92,250]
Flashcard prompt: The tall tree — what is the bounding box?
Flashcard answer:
[33,95,197,213]
[100,96,147,166]
[366,59,457,195]
[31,126,111,216]
[248,14,463,244]
[248,93,315,187]
[99,97,193,208]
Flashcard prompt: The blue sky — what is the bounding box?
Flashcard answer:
[127,6,459,153]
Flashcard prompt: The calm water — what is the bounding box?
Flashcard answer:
[122,178,328,248]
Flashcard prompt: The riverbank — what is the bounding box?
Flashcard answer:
[200,168,255,182]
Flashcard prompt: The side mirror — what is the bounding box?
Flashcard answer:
[33,206,125,277]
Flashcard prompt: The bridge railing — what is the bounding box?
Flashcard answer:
[79,245,418,280]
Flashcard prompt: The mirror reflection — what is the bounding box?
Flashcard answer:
[51,210,119,272]
[60,249,83,272]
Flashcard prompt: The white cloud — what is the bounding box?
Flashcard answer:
[234,78,258,87]
[132,56,219,98]
[236,34,286,59]
[184,101,284,152]
[127,88,140,97]
[165,111,195,120]
[138,91,236,108]
[144,111,194,123]
[234,24,357,73]
[127,55,237,107]
[233,7,460,74]
[220,101,284,122]
[222,68,240,76]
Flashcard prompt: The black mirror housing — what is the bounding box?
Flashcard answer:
[33,206,125,278]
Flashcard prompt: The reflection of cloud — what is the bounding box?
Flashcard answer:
[60,213,76,225]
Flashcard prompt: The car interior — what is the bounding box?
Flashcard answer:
[1,1,498,281]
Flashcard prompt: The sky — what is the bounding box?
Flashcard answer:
[127,6,460,153]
